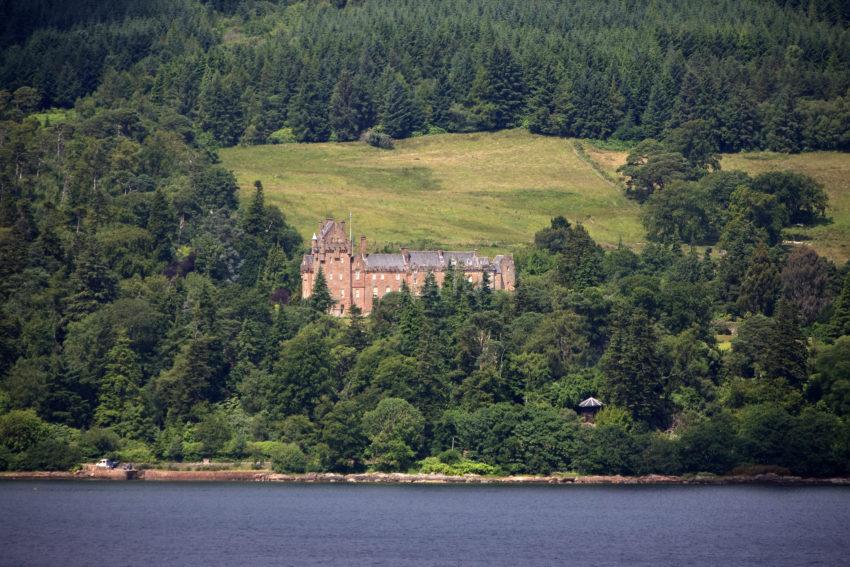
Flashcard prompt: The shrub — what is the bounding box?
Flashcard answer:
[115,441,155,463]
[271,442,307,473]
[362,129,394,149]
[0,409,47,453]
[419,456,499,476]
[268,127,296,144]
[438,448,462,465]
[16,439,81,471]
[79,428,122,459]
[246,440,286,458]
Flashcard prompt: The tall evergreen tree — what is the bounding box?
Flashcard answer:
[382,73,422,139]
[197,70,245,146]
[737,242,780,315]
[94,328,150,439]
[829,272,850,338]
[66,236,117,320]
[242,180,266,237]
[308,268,334,313]
[601,308,666,425]
[470,45,525,130]
[329,70,370,141]
[289,64,331,143]
[766,299,808,387]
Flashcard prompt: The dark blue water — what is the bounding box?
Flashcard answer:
[1,482,848,566]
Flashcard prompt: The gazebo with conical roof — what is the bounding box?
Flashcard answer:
[578,397,603,423]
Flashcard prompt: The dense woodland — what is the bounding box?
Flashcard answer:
[1,0,850,476]
[2,0,850,150]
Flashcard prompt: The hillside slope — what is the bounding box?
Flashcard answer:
[220,130,642,253]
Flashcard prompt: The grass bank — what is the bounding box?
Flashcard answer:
[220,129,643,254]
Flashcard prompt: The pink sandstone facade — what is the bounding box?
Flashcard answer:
[301,219,516,315]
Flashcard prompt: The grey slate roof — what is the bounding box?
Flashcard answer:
[364,253,406,270]
[304,247,509,274]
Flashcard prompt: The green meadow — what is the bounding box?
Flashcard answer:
[220,130,850,262]
[220,129,643,254]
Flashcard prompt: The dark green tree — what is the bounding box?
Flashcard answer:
[470,46,525,130]
[381,73,423,139]
[601,308,667,425]
[308,268,334,313]
[737,242,780,316]
[288,64,331,143]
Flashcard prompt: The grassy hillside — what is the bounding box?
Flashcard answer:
[221,130,850,263]
[220,129,643,254]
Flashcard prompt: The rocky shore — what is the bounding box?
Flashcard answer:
[2,468,849,486]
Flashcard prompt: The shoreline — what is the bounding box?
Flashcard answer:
[2,469,849,486]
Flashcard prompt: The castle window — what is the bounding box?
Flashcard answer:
[386,287,391,294]
[339,273,343,281]
[381,274,385,280]
[340,289,345,298]
[396,274,400,281]
[372,274,376,281]
[355,289,360,298]
[373,288,378,297]
[355,271,360,280]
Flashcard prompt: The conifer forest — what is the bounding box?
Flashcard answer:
[1,0,850,477]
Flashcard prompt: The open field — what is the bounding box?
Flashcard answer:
[221,131,850,263]
[220,129,643,254]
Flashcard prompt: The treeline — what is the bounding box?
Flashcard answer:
[1,94,850,475]
[2,0,850,150]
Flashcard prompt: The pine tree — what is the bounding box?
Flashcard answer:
[601,308,666,425]
[95,329,151,439]
[718,85,760,152]
[382,73,422,138]
[198,70,245,146]
[829,272,850,338]
[420,272,442,319]
[737,242,780,315]
[430,72,453,129]
[763,91,802,153]
[289,64,331,143]
[470,45,526,130]
[147,189,174,262]
[242,180,267,237]
[766,299,808,387]
[397,284,423,356]
[308,268,334,312]
[259,245,290,300]
[329,71,375,141]
[346,304,369,350]
[478,270,492,310]
[66,236,118,320]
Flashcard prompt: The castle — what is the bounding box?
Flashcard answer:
[301,219,515,315]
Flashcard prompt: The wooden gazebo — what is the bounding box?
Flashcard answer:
[578,397,603,423]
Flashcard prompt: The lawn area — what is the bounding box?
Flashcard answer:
[219,129,643,254]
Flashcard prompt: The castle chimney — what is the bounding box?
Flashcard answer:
[438,250,444,264]
[359,235,367,256]
[401,247,409,265]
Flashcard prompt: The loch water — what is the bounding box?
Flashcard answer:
[1,481,848,566]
